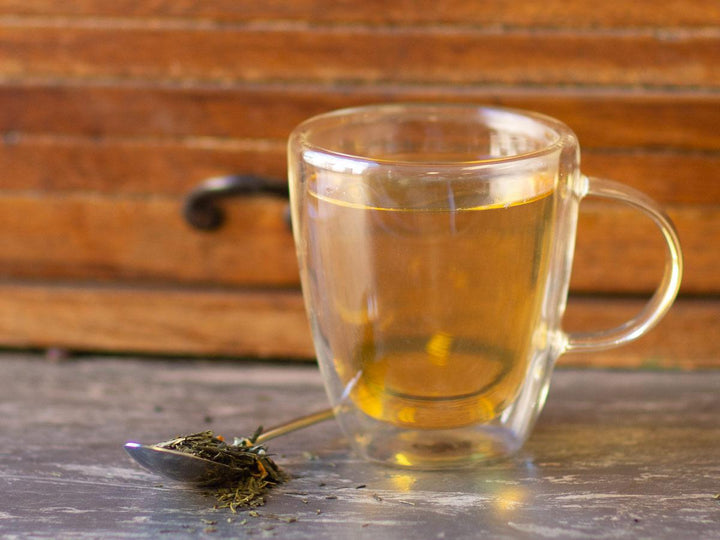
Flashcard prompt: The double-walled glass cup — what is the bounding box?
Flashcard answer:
[288,104,682,469]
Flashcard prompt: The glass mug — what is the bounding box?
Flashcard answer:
[288,104,682,469]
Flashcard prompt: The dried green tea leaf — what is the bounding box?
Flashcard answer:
[158,430,286,510]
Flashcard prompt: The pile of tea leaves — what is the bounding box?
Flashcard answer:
[156,428,286,512]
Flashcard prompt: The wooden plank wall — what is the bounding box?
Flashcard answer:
[0,1,717,368]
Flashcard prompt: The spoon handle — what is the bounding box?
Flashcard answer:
[255,407,335,444]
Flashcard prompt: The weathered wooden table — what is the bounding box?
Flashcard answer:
[1,352,718,539]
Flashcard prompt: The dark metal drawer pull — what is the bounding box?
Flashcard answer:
[183,174,289,231]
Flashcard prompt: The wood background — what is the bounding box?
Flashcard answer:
[0,1,717,367]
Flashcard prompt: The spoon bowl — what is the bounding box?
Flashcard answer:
[124,443,240,485]
[124,408,334,485]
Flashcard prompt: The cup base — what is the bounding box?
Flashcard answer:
[349,423,524,470]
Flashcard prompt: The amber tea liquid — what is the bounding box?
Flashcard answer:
[304,182,555,431]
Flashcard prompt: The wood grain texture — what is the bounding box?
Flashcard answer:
[0,2,716,359]
[0,283,716,368]
[570,203,718,294]
[3,0,720,28]
[1,135,717,205]
[1,83,718,151]
[2,0,720,27]
[0,193,298,286]
[0,193,714,293]
[0,23,717,87]
[0,283,313,357]
[562,297,720,369]
[1,356,718,538]
[0,283,312,357]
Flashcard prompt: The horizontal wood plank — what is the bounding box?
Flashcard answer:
[0,193,299,286]
[1,1,719,27]
[2,0,720,28]
[0,283,312,358]
[579,150,719,205]
[0,282,715,368]
[0,193,715,294]
[1,135,718,205]
[1,83,719,151]
[0,24,717,87]
[561,297,720,370]
[0,134,288,196]
[569,203,716,294]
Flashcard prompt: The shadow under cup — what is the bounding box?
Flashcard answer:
[288,104,682,469]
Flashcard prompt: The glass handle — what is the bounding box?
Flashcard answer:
[564,176,683,353]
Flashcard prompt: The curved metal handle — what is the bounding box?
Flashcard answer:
[563,176,683,353]
[183,174,289,231]
[254,408,335,445]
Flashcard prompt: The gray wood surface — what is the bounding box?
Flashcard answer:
[0,353,718,539]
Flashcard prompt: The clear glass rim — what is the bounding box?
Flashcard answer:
[290,103,576,169]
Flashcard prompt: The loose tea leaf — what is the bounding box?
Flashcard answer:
[157,429,286,511]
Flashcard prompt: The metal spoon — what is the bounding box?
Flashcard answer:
[124,408,334,485]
